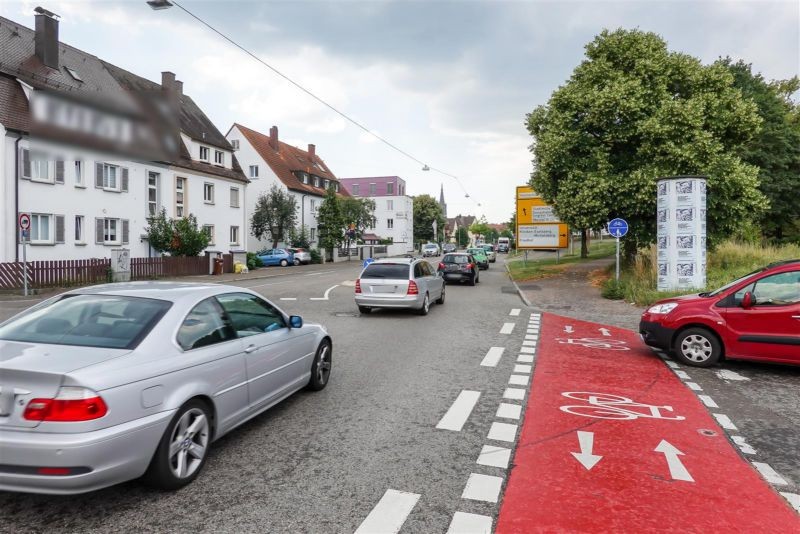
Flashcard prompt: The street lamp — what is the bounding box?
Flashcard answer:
[422,165,430,171]
[146,0,173,10]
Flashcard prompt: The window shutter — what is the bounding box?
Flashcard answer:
[122,220,130,244]
[55,215,65,243]
[55,160,65,183]
[20,148,31,179]
[121,167,129,192]
[95,218,104,244]
[95,162,103,188]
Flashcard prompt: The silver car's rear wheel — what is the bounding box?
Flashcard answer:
[308,340,332,391]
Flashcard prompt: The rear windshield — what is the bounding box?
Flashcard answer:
[467,249,484,255]
[424,245,438,249]
[443,254,469,264]
[361,263,411,279]
[0,294,171,349]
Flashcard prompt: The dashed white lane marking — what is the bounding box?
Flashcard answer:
[305,272,324,276]
[524,334,538,341]
[446,511,493,534]
[685,382,703,391]
[517,354,534,363]
[310,284,339,301]
[513,364,532,374]
[354,489,421,534]
[779,492,800,513]
[500,323,515,334]
[496,403,522,420]
[713,413,738,431]
[477,444,512,469]
[522,340,537,347]
[752,462,789,486]
[509,308,521,316]
[436,391,481,431]
[666,361,680,369]
[716,369,750,381]
[657,352,670,360]
[488,422,518,442]
[508,374,529,386]
[503,388,526,400]
[480,347,505,367]
[698,394,719,408]
[462,473,504,503]
[732,436,757,455]
[674,370,691,380]
[279,297,297,301]
[520,347,536,354]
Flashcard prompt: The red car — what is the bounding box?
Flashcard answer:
[640,260,800,367]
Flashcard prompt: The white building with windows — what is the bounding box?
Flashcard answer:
[0,11,248,262]
[339,176,414,246]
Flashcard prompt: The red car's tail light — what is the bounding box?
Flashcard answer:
[24,387,108,422]
[438,263,446,270]
[407,280,419,295]
[355,279,362,294]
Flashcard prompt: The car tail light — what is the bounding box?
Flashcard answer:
[407,280,419,295]
[439,263,445,270]
[24,387,108,422]
[355,279,362,294]
[465,263,474,270]
[37,467,72,476]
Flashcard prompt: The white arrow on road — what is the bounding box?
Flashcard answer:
[564,325,574,334]
[599,328,611,337]
[570,431,602,470]
[654,440,694,482]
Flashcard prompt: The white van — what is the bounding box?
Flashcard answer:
[497,237,510,253]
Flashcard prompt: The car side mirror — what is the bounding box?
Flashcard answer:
[741,292,754,309]
[289,315,303,328]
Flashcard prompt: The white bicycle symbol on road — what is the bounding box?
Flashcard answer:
[559,392,686,421]
[556,338,630,351]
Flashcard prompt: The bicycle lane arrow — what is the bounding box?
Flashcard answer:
[496,313,799,533]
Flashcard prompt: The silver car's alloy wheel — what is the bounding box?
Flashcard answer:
[680,334,713,363]
[316,343,331,385]
[168,408,209,480]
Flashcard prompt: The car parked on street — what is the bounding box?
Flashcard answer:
[422,243,440,257]
[288,248,311,265]
[640,259,800,367]
[437,253,479,285]
[0,282,332,494]
[482,244,497,263]
[257,248,295,267]
[355,258,445,315]
[466,247,490,270]
[443,243,457,254]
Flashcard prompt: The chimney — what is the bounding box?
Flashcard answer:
[308,144,315,159]
[174,80,183,96]
[269,126,279,150]
[34,7,60,70]
[161,71,176,92]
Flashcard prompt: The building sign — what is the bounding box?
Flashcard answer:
[656,176,707,290]
[516,186,568,249]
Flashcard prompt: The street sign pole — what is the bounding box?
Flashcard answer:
[615,236,620,282]
[18,213,31,296]
[607,218,628,284]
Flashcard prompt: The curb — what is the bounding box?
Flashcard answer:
[504,260,533,308]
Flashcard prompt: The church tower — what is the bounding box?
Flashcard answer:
[439,184,448,218]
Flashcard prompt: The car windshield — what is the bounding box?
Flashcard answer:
[0,294,171,349]
[361,263,411,279]
[706,269,765,297]
[443,254,469,264]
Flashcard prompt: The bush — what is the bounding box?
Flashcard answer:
[601,279,625,300]
[246,252,263,270]
[309,249,323,264]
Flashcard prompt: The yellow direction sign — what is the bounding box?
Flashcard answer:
[516,186,568,249]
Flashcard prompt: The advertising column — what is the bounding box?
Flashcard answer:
[656,176,707,291]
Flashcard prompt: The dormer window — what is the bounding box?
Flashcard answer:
[199,146,209,161]
[214,150,224,165]
[313,176,320,187]
[323,179,329,189]
[65,66,83,82]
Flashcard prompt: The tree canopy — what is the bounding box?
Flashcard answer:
[317,185,344,254]
[469,217,490,242]
[145,209,210,256]
[341,197,377,243]
[527,28,767,257]
[413,194,446,243]
[250,184,298,248]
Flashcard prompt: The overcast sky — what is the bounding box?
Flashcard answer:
[3,0,798,222]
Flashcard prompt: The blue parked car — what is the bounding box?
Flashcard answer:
[257,248,295,267]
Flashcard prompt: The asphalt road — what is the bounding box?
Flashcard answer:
[0,258,533,533]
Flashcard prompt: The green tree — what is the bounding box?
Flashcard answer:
[527,29,766,259]
[341,197,377,243]
[469,217,490,243]
[288,225,312,249]
[317,185,344,257]
[144,208,210,257]
[485,227,500,244]
[507,211,516,233]
[456,227,470,247]
[718,58,800,243]
[144,208,174,254]
[499,228,513,239]
[251,184,298,248]
[413,194,446,244]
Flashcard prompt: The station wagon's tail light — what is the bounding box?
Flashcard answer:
[24,387,108,422]
[407,280,419,295]
[438,263,445,270]
[355,279,362,294]
[466,263,474,271]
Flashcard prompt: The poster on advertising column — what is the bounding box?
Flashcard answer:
[656,176,707,291]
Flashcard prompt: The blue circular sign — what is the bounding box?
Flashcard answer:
[608,218,629,238]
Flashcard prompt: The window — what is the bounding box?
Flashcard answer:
[387,199,394,210]
[361,263,410,279]
[313,176,320,188]
[230,187,240,208]
[103,164,118,190]
[204,183,215,204]
[230,225,240,245]
[748,272,800,306]
[30,213,52,243]
[369,183,376,195]
[146,172,160,217]
[74,160,84,187]
[104,218,119,244]
[216,293,286,337]
[31,151,51,183]
[214,150,224,165]
[310,199,317,211]
[203,224,215,245]
[75,215,84,243]
[352,184,359,196]
[310,227,316,240]
[303,173,309,185]
[199,146,209,161]
[324,179,329,189]
[176,177,186,217]
[387,218,394,229]
[387,182,394,194]
[231,139,240,150]
[96,217,128,245]
[249,165,259,179]
[177,298,235,351]
[334,183,340,192]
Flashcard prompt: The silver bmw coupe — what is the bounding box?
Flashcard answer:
[0,282,332,494]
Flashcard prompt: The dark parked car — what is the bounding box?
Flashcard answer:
[437,253,480,285]
[443,243,457,254]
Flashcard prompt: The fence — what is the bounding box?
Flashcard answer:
[0,258,111,290]
[130,255,209,280]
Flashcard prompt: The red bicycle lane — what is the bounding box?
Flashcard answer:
[496,313,799,533]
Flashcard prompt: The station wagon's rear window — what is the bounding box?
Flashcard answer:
[443,254,469,264]
[0,295,171,349]
[361,263,410,279]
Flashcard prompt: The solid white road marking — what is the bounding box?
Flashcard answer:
[503,388,526,400]
[310,284,340,301]
[436,391,481,431]
[488,422,518,442]
[508,374,529,386]
[564,325,574,333]
[752,462,789,486]
[496,403,522,420]
[510,308,521,316]
[666,361,680,369]
[446,512,493,534]
[599,328,611,337]
[517,354,534,363]
[779,492,800,513]
[697,395,719,408]
[477,444,512,469]
[685,382,703,391]
[461,473,504,503]
[279,297,297,301]
[500,323,515,334]
[674,370,691,380]
[715,369,750,381]
[513,364,532,374]
[713,413,737,431]
[654,440,694,482]
[520,347,536,354]
[354,489,421,534]
[571,431,603,470]
[732,436,757,455]
[480,347,505,367]
[305,272,324,276]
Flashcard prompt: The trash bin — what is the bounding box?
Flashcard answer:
[213,257,224,275]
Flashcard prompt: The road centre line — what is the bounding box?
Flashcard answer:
[305,272,324,276]
[514,364,532,374]
[779,492,800,513]
[488,422,518,442]
[517,354,534,363]
[685,382,703,391]
[354,489,421,534]
[503,387,526,400]
[461,473,504,503]
[713,413,738,431]
[480,347,505,367]
[698,395,719,408]
[477,444,512,469]
[279,297,297,301]
[509,375,529,386]
[510,308,521,316]
[310,284,339,301]
[446,512,493,534]
[752,462,789,486]
[500,323,515,334]
[436,390,481,431]
[496,403,522,420]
